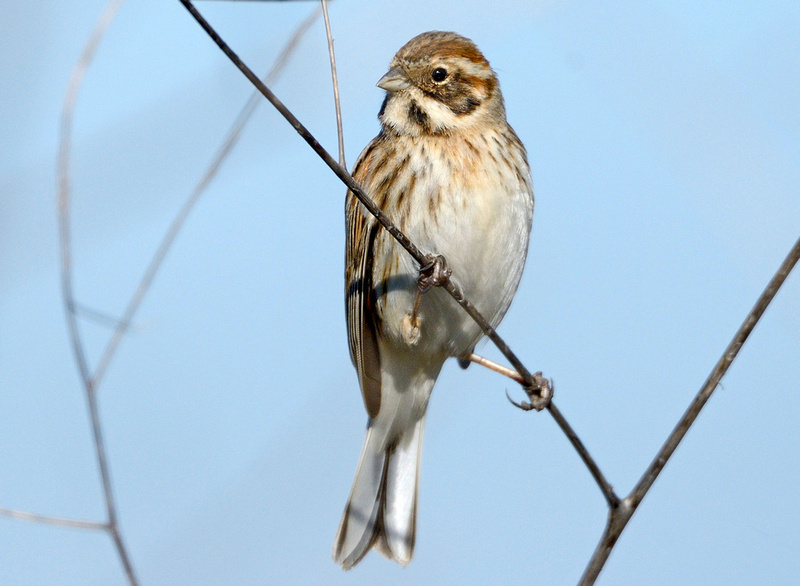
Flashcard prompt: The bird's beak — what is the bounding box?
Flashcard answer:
[376,67,411,92]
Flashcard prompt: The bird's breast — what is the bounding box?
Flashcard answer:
[372,130,533,357]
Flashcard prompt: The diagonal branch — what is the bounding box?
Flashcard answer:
[180,2,427,263]
[579,234,800,585]
[550,401,620,509]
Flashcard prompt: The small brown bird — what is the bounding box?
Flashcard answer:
[334,31,534,569]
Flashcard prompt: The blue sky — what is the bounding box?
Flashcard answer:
[2,1,799,584]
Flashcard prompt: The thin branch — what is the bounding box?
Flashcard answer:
[58,0,124,397]
[47,6,319,583]
[549,402,620,509]
[91,4,321,390]
[442,277,545,398]
[56,0,137,583]
[74,303,137,331]
[466,353,619,507]
[176,4,634,572]
[580,234,800,585]
[49,3,317,584]
[0,508,108,531]
[181,1,424,258]
[320,0,345,168]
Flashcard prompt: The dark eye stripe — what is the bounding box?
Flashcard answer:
[419,72,489,117]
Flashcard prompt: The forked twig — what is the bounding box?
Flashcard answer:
[56,1,136,582]
[2,3,320,584]
[580,234,800,584]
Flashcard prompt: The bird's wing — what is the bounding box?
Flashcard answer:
[345,140,384,419]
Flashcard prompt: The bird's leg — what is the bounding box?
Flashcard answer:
[462,353,525,383]
[403,254,452,345]
[402,291,423,345]
[463,353,553,412]
[410,289,423,324]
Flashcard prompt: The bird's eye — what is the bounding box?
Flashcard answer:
[431,68,448,83]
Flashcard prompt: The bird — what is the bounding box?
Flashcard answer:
[333,30,534,569]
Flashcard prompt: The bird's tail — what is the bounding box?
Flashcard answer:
[333,415,426,569]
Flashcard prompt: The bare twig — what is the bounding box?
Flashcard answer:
[0,508,108,531]
[56,1,137,582]
[579,234,800,585]
[45,3,319,584]
[181,2,424,258]
[320,0,345,168]
[74,302,137,330]
[442,277,547,400]
[467,361,619,506]
[91,5,321,389]
[549,401,620,509]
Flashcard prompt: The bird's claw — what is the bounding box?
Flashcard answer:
[418,254,452,293]
[507,372,553,412]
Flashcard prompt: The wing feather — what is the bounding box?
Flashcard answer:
[345,138,385,419]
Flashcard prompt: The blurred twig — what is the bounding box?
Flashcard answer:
[1,3,319,584]
[55,1,137,582]
[91,4,321,389]
[0,507,108,531]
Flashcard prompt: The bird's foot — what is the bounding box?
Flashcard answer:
[507,373,553,412]
[417,254,452,293]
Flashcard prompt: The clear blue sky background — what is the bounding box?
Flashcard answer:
[2,1,799,584]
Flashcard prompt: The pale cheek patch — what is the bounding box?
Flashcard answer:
[418,98,461,132]
[382,90,463,136]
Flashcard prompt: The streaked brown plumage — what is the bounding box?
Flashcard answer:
[334,31,534,569]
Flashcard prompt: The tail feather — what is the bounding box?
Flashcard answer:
[379,417,424,564]
[333,427,386,569]
[333,417,426,569]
